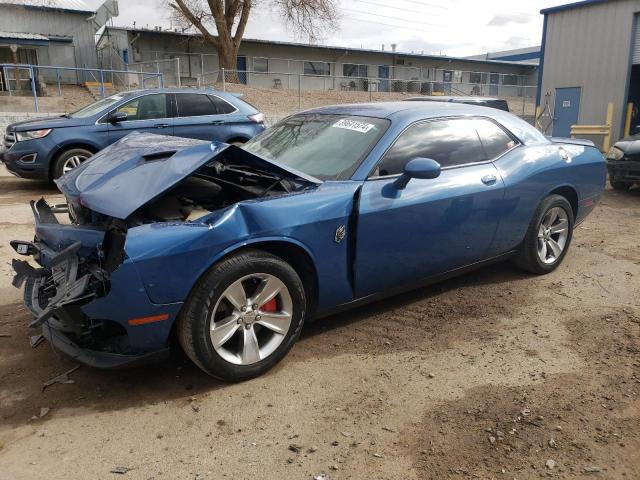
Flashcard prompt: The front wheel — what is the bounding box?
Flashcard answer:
[52,148,93,179]
[177,250,306,381]
[514,194,574,274]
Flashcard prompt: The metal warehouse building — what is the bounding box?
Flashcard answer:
[0,0,98,70]
[538,0,640,142]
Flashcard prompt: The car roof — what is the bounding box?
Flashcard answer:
[405,96,505,102]
[114,87,238,98]
[300,101,500,119]
[299,101,548,146]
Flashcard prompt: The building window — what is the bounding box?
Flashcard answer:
[304,61,330,76]
[254,57,268,73]
[469,72,482,84]
[503,74,519,86]
[343,64,367,78]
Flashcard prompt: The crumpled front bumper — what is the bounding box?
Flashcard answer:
[607,159,640,182]
[11,199,180,369]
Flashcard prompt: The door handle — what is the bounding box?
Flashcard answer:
[210,120,224,125]
[481,174,497,186]
[155,123,170,129]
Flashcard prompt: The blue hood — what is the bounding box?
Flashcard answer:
[55,132,320,220]
[9,115,91,131]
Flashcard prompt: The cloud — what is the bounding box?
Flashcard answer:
[488,12,532,26]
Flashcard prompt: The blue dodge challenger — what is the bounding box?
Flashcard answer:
[11,102,605,381]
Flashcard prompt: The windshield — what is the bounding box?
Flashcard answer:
[242,114,390,180]
[68,94,127,118]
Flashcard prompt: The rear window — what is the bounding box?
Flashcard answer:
[176,93,218,117]
[208,95,236,114]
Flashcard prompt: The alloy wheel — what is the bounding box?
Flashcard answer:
[537,206,569,264]
[209,273,293,365]
[62,154,88,174]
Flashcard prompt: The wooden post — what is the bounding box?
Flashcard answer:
[624,102,633,138]
[603,102,614,153]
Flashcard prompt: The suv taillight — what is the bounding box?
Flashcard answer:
[248,113,265,124]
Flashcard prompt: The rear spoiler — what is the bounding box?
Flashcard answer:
[547,136,596,148]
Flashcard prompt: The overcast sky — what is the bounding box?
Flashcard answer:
[86,0,566,56]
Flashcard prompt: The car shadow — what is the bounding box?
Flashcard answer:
[0,261,532,429]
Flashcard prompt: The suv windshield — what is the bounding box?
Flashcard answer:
[242,114,390,180]
[68,94,127,118]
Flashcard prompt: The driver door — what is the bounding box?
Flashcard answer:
[107,93,174,142]
[354,118,507,298]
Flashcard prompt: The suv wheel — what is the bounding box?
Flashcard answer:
[178,250,306,381]
[53,148,93,179]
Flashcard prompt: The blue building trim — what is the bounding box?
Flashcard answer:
[492,52,540,62]
[0,37,49,46]
[540,0,609,15]
[536,14,549,107]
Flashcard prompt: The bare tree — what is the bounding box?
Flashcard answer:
[169,0,338,83]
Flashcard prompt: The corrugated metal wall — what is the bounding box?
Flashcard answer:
[540,0,640,140]
[0,4,97,69]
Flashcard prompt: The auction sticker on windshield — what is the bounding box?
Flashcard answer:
[332,119,375,133]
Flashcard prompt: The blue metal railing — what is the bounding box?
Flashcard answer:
[0,63,164,112]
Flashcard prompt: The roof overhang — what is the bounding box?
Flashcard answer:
[0,31,49,46]
[540,0,610,15]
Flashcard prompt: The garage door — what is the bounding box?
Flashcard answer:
[634,15,640,64]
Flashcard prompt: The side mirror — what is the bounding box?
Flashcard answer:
[394,157,441,189]
[108,111,127,124]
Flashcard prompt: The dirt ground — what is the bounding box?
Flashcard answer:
[0,167,638,480]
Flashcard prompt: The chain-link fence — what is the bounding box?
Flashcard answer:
[197,69,537,124]
[0,64,164,112]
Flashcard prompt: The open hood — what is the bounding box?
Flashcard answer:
[56,132,321,220]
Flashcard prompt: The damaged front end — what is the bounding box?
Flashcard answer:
[11,132,320,369]
[12,199,125,328]
[9,199,154,368]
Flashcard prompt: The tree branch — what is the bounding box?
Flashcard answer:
[170,0,220,48]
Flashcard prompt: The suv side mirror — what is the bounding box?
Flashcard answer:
[394,157,441,189]
[108,111,127,124]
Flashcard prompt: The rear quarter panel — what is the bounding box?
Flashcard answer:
[492,143,605,253]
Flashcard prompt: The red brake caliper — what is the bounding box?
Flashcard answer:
[261,298,277,313]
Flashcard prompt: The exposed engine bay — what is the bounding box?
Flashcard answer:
[129,157,303,225]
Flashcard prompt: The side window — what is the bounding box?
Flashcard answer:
[176,93,218,117]
[208,95,237,114]
[376,119,486,176]
[474,119,517,159]
[116,94,167,121]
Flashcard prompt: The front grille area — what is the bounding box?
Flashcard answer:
[4,130,15,150]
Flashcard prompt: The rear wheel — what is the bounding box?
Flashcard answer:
[177,250,306,381]
[514,194,574,274]
[609,178,633,191]
[52,148,93,179]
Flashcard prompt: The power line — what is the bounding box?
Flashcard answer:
[399,0,446,9]
[353,0,447,16]
[346,17,437,34]
[342,7,444,28]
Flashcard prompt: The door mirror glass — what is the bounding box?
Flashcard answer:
[394,157,441,189]
[108,111,127,123]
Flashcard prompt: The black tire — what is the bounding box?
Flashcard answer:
[609,178,633,191]
[514,194,574,275]
[177,249,306,381]
[52,148,93,179]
